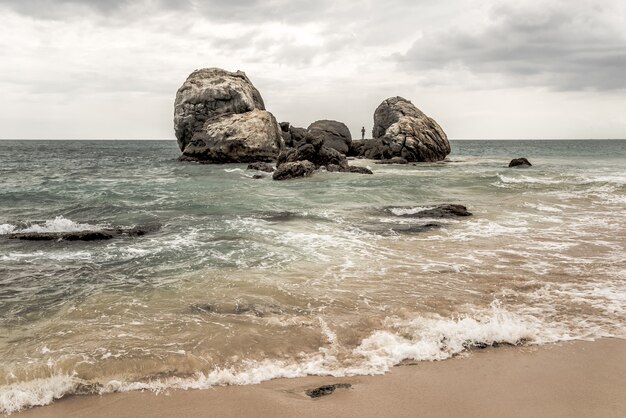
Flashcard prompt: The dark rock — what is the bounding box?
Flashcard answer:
[307,120,352,154]
[252,174,264,179]
[376,157,408,165]
[354,97,450,162]
[289,126,308,145]
[7,225,160,241]
[247,162,275,172]
[305,383,352,398]
[364,222,443,236]
[174,68,284,163]
[275,133,372,179]
[278,134,349,170]
[279,122,290,132]
[347,166,373,175]
[509,157,532,168]
[272,161,316,181]
[388,204,472,218]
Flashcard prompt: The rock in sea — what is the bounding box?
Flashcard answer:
[354,96,450,162]
[509,157,532,168]
[174,68,284,163]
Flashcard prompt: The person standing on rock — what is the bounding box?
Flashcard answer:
[361,126,366,140]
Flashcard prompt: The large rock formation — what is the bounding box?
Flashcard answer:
[354,97,450,162]
[180,110,283,163]
[174,68,283,162]
[307,120,352,154]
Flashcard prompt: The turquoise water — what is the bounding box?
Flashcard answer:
[1,140,625,413]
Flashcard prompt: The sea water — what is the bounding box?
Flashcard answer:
[0,140,624,413]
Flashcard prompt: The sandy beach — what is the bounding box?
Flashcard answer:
[14,338,626,418]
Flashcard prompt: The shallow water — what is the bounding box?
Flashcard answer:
[0,140,625,413]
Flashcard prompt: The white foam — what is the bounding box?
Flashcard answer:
[496,174,563,185]
[0,375,79,415]
[388,206,432,216]
[0,224,16,235]
[0,302,562,414]
[0,216,99,235]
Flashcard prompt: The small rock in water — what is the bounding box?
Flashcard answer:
[305,383,352,398]
[6,225,160,241]
[390,204,472,218]
[272,161,316,181]
[375,157,408,165]
[508,157,532,168]
[247,162,275,173]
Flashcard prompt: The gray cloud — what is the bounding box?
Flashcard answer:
[396,1,626,90]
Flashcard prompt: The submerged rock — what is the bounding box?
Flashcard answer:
[174,68,284,163]
[363,222,443,236]
[375,157,409,165]
[306,383,352,398]
[509,157,532,168]
[7,225,160,241]
[307,120,352,154]
[388,204,472,218]
[356,97,450,162]
[247,162,275,172]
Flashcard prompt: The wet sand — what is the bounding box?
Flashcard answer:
[16,338,626,418]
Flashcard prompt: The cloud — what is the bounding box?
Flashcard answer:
[396,0,626,91]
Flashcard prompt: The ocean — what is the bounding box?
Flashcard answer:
[0,139,625,413]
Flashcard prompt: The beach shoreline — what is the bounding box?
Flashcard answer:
[14,338,626,418]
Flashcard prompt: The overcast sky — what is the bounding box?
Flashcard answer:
[1,0,625,140]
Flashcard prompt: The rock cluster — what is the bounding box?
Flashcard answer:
[351,97,450,162]
[174,68,284,163]
[273,134,373,180]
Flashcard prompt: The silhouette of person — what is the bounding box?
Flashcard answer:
[361,126,366,140]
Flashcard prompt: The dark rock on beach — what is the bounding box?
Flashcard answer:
[306,383,352,398]
[7,225,159,241]
[247,162,275,172]
[174,68,284,163]
[509,157,532,168]
[307,120,352,154]
[355,97,450,162]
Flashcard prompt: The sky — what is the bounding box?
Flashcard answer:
[0,0,625,140]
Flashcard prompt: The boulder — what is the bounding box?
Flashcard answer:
[289,126,308,145]
[174,68,283,162]
[181,110,284,163]
[307,120,352,154]
[357,97,450,162]
[247,162,275,172]
[509,158,532,168]
[272,161,316,181]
